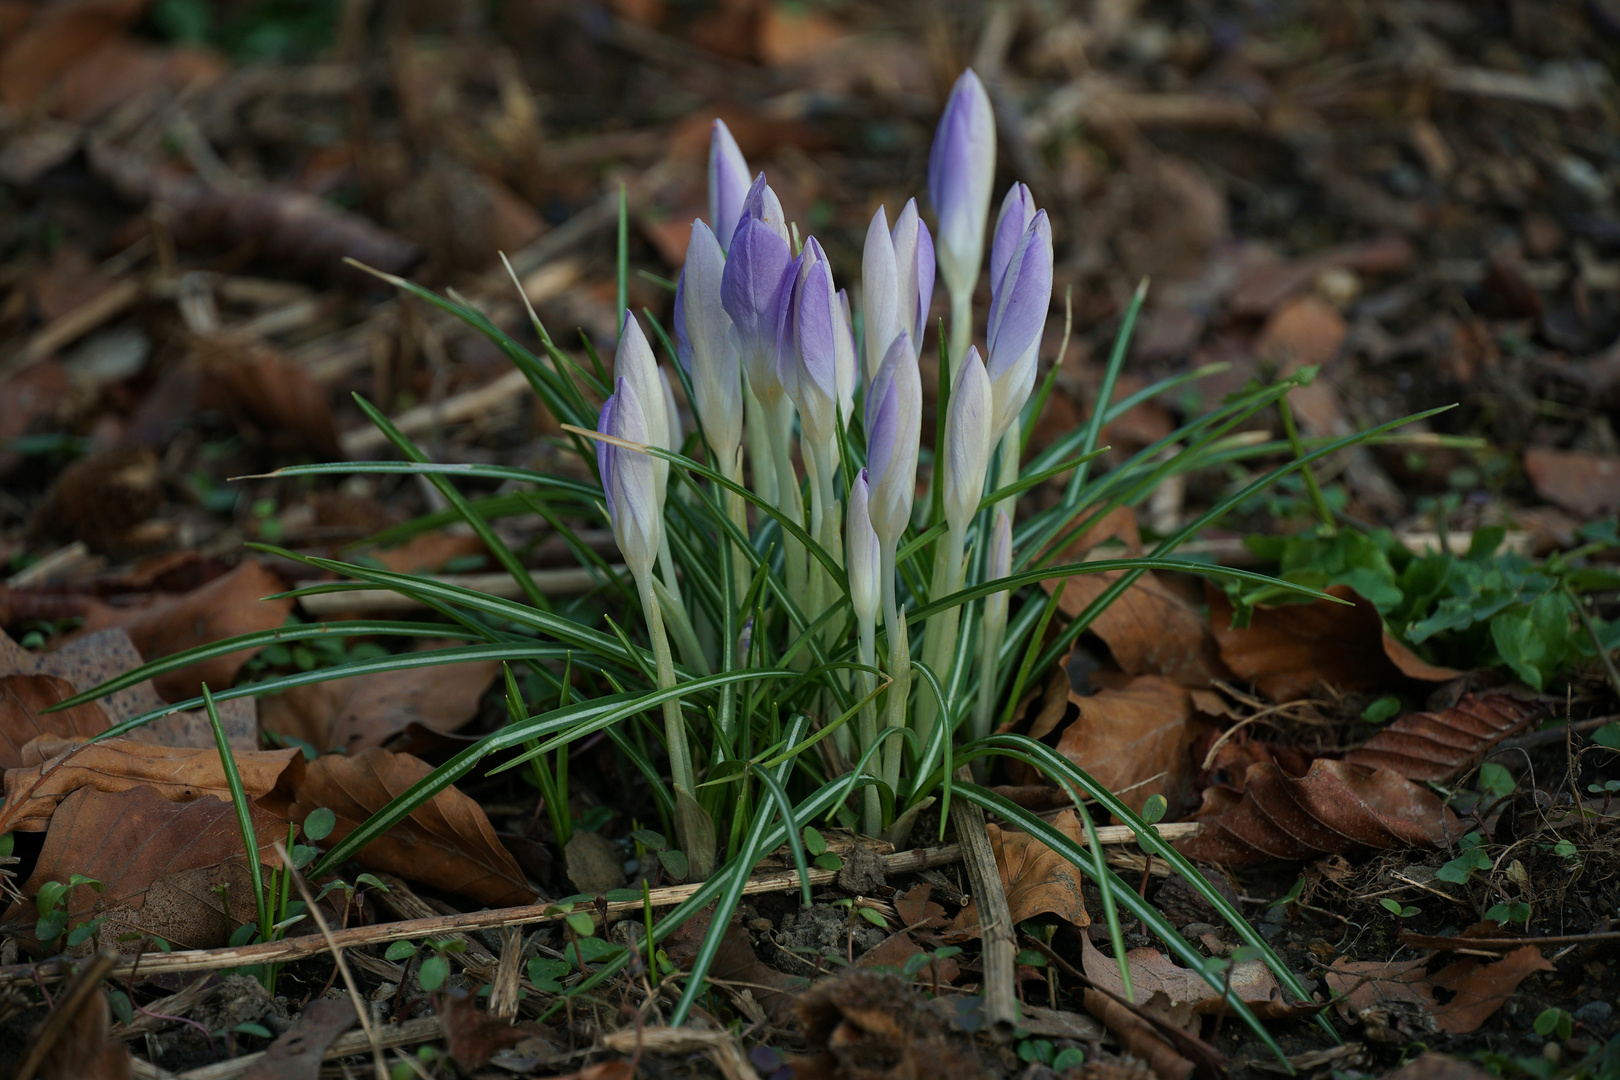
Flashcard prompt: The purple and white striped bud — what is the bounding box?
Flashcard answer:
[991,184,1035,301]
[659,367,682,452]
[863,202,938,383]
[678,220,743,464]
[943,346,993,535]
[927,70,995,302]
[708,120,750,253]
[985,210,1052,444]
[615,312,671,494]
[777,238,842,452]
[864,332,922,548]
[598,378,664,583]
[891,199,935,352]
[847,468,880,627]
[737,173,788,245]
[836,287,857,427]
[721,177,793,405]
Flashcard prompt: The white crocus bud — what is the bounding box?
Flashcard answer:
[615,311,670,499]
[679,220,742,465]
[862,205,899,384]
[943,346,993,536]
[847,468,880,628]
[864,332,922,550]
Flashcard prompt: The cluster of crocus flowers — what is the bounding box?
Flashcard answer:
[597,69,1053,842]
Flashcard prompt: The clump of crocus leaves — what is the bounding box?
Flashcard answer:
[63,68,1439,1046]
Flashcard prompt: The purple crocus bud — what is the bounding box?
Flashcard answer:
[927,69,996,302]
[847,468,880,626]
[836,287,857,426]
[991,183,1036,303]
[891,199,935,351]
[680,220,743,464]
[861,205,899,383]
[598,378,664,582]
[616,311,670,457]
[709,120,750,253]
[865,331,922,548]
[722,196,793,405]
[943,346,993,535]
[985,210,1052,444]
[659,367,682,452]
[736,173,788,245]
[779,238,841,451]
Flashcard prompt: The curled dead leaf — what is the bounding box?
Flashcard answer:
[1326,947,1551,1036]
[0,674,111,770]
[287,747,533,908]
[0,735,300,834]
[1053,675,1215,818]
[951,809,1089,936]
[1080,934,1307,1019]
[1343,694,1539,781]
[5,784,282,952]
[1177,758,1459,866]
[1208,583,1458,703]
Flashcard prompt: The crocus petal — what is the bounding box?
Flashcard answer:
[722,214,793,402]
[847,468,881,626]
[890,199,935,348]
[943,346,992,535]
[785,240,840,450]
[660,367,682,452]
[682,220,743,459]
[990,183,1035,307]
[861,205,899,383]
[927,69,996,298]
[836,287,857,426]
[709,119,750,252]
[985,210,1052,443]
[865,331,922,547]
[615,311,669,455]
[599,377,663,582]
[736,173,789,246]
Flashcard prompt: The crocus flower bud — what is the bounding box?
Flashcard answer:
[847,468,880,627]
[927,70,995,301]
[709,120,750,253]
[985,210,1052,444]
[598,379,664,583]
[836,287,857,426]
[778,239,841,452]
[943,346,993,535]
[865,332,922,548]
[616,312,670,493]
[679,220,743,463]
[861,205,899,382]
[891,199,935,351]
[737,173,789,245]
[991,183,1036,301]
[659,367,682,452]
[722,180,793,405]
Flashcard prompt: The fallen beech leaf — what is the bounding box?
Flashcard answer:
[0,674,111,770]
[1208,583,1458,703]
[894,884,949,930]
[664,905,797,1022]
[6,784,281,951]
[1326,947,1550,1036]
[1054,675,1215,817]
[260,643,497,753]
[288,748,532,908]
[1525,447,1620,518]
[437,988,548,1068]
[195,335,340,459]
[0,0,149,110]
[1047,507,1226,687]
[1177,759,1459,865]
[238,997,355,1080]
[952,810,1089,936]
[856,932,960,986]
[30,958,132,1080]
[0,736,301,833]
[0,630,256,750]
[1080,934,1302,1018]
[372,531,489,574]
[74,561,293,700]
[1343,694,1539,781]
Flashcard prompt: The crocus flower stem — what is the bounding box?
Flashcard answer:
[879,543,911,798]
[914,524,968,749]
[765,399,808,609]
[972,509,1013,748]
[948,283,974,380]
[636,574,695,807]
[744,377,777,507]
[856,614,880,835]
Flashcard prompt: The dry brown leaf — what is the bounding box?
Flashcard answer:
[73,561,294,700]
[0,735,300,833]
[1081,988,1195,1080]
[5,784,281,952]
[372,531,489,574]
[663,904,797,1022]
[1325,947,1551,1035]
[1046,507,1225,687]
[259,643,497,753]
[1177,758,1459,866]
[894,884,949,930]
[52,38,222,124]
[31,960,133,1080]
[1208,583,1458,703]
[794,970,984,1080]
[856,932,961,985]
[0,629,256,750]
[0,674,111,770]
[1080,934,1303,1018]
[1343,694,1539,781]
[0,0,149,109]
[194,335,340,459]
[1524,447,1620,518]
[27,447,163,554]
[1054,675,1215,818]
[239,997,355,1080]
[437,988,549,1069]
[288,748,532,908]
[952,809,1089,936]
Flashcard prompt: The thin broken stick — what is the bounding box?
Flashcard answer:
[0,829,1197,987]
